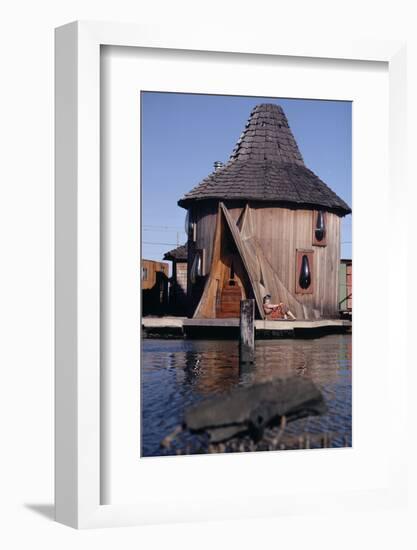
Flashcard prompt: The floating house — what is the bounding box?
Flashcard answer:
[163,243,188,315]
[178,103,351,320]
[141,259,169,316]
[339,259,352,316]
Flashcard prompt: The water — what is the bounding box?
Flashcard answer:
[141,334,352,456]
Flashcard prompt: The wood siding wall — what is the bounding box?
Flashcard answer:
[188,201,341,318]
[142,260,169,290]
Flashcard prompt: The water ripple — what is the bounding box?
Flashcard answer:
[141,334,352,456]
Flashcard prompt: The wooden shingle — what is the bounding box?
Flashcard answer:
[163,243,188,261]
[178,103,351,216]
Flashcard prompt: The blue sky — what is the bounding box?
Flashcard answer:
[141,92,352,261]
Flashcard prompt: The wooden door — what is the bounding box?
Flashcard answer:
[217,279,243,318]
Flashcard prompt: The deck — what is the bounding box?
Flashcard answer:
[142,316,352,339]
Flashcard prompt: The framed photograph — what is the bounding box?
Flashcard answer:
[55,21,408,528]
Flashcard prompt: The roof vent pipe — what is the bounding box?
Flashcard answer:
[213,161,224,171]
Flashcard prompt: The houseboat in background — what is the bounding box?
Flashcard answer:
[141,259,169,316]
[339,259,352,320]
[163,243,188,316]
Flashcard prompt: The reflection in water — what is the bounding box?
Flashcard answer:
[141,334,352,457]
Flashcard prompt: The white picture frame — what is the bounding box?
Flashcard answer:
[55,21,407,529]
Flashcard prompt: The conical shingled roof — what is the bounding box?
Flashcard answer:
[229,103,304,164]
[178,103,351,215]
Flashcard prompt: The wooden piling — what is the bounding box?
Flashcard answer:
[239,299,255,363]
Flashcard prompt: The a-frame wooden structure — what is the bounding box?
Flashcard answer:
[194,203,318,320]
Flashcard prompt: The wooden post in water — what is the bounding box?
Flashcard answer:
[239,299,255,363]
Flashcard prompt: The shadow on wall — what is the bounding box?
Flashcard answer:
[168,281,188,316]
[142,271,169,316]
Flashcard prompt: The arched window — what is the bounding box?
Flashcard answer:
[190,249,205,284]
[299,254,311,289]
[184,211,190,235]
[184,210,196,242]
[296,250,314,294]
[312,210,327,246]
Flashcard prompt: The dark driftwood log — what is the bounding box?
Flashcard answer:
[184,376,327,443]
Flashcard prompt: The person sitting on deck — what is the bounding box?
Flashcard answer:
[262,294,296,320]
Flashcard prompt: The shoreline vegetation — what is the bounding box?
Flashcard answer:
[159,427,350,457]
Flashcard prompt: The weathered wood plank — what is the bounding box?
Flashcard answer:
[239,299,255,363]
[192,201,342,319]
